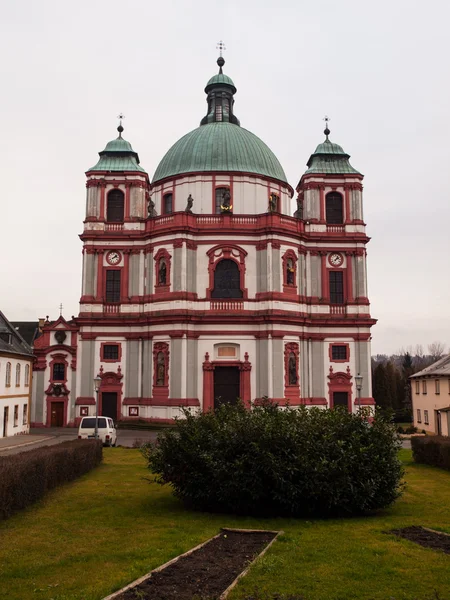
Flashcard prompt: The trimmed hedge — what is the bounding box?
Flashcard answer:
[0,439,102,520]
[411,435,450,471]
[143,402,404,517]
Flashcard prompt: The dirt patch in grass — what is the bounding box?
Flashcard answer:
[389,526,450,554]
[113,531,276,600]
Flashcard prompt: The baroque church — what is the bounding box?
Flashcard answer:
[30,56,376,427]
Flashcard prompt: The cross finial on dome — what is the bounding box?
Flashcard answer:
[323,115,331,139]
[117,113,125,138]
[216,40,226,73]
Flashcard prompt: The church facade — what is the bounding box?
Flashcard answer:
[30,57,376,427]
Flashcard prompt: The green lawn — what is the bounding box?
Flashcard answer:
[0,449,449,600]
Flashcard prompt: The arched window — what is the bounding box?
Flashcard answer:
[107,189,124,222]
[326,192,343,224]
[53,363,66,381]
[163,193,173,214]
[15,364,21,386]
[5,362,11,387]
[212,259,243,298]
[215,187,230,214]
[24,364,30,387]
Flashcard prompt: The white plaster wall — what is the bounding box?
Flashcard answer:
[153,174,292,216]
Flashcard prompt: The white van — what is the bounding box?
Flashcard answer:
[78,416,117,447]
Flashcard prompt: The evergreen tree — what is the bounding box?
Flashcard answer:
[385,361,398,410]
[373,363,390,409]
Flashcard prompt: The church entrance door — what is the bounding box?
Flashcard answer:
[214,367,240,408]
[101,392,118,422]
[50,402,64,427]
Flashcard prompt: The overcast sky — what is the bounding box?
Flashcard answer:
[1,0,449,355]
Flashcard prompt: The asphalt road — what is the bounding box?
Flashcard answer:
[0,428,160,456]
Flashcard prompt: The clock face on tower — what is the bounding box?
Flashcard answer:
[329,253,343,267]
[106,251,121,266]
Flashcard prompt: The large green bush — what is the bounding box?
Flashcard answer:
[143,403,404,517]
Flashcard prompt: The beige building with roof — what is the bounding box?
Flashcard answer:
[411,355,450,436]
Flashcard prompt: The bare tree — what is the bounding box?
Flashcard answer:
[428,341,447,362]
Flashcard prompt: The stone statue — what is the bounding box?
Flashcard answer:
[268,193,278,212]
[156,352,165,385]
[148,197,157,218]
[221,189,231,212]
[286,259,294,284]
[288,353,297,385]
[185,194,194,213]
[159,260,167,285]
[294,197,303,219]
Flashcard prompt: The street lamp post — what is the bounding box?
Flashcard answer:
[93,375,102,439]
[355,373,363,412]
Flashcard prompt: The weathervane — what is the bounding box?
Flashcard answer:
[216,40,226,57]
[323,115,331,139]
[117,113,125,137]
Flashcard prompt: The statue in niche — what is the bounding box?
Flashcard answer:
[158,259,167,285]
[156,352,165,386]
[268,193,278,212]
[185,194,194,213]
[147,197,157,217]
[286,258,295,284]
[288,353,297,385]
[221,189,232,212]
[294,197,303,219]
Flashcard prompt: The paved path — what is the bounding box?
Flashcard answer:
[0,428,159,456]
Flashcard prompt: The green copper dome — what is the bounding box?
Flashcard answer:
[152,57,287,184]
[305,129,360,175]
[152,122,288,183]
[88,126,147,173]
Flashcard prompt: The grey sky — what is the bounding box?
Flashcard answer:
[1,0,449,355]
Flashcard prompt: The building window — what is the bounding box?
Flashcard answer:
[163,193,173,214]
[424,410,429,425]
[269,193,279,212]
[435,379,440,394]
[129,407,139,417]
[332,345,348,361]
[215,187,230,214]
[212,259,243,298]
[215,104,223,122]
[417,409,422,423]
[5,362,11,387]
[24,364,30,387]
[103,344,119,360]
[14,405,18,427]
[415,380,420,394]
[52,363,65,381]
[15,364,21,386]
[329,271,344,304]
[422,380,427,394]
[23,404,28,425]
[106,189,124,222]
[326,192,343,224]
[106,270,121,303]
[0,332,12,344]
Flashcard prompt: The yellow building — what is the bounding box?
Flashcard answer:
[411,355,450,436]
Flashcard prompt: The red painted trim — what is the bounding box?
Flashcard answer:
[346,252,354,302]
[154,248,171,292]
[98,367,123,418]
[122,252,130,301]
[282,249,298,289]
[122,397,200,406]
[99,181,106,220]
[206,244,248,299]
[162,189,174,215]
[319,184,325,221]
[48,353,69,384]
[75,396,96,406]
[100,342,122,363]
[124,183,131,220]
[96,251,104,299]
[321,253,329,300]
[328,366,353,410]
[202,352,251,411]
[328,343,350,363]
[354,397,376,406]
[344,186,351,224]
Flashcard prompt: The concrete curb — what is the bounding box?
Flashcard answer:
[0,436,55,452]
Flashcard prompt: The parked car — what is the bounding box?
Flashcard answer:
[78,416,117,446]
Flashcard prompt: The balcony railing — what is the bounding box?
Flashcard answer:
[330,304,347,316]
[210,300,244,312]
[104,303,120,314]
[326,224,345,234]
[105,223,124,232]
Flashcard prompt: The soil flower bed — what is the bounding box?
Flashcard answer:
[106,530,278,600]
[388,525,450,554]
